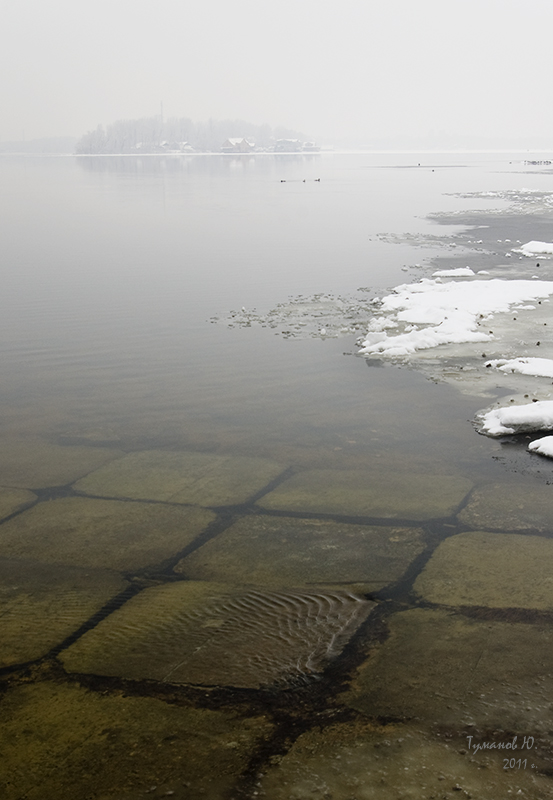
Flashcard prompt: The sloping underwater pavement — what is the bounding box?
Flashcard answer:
[3,443,552,798]
[256,719,553,800]
[458,480,553,533]
[343,607,553,737]
[73,449,286,507]
[175,514,425,592]
[0,496,215,572]
[0,681,272,800]
[256,468,473,520]
[0,486,36,521]
[0,558,127,667]
[0,438,124,489]
[414,531,553,610]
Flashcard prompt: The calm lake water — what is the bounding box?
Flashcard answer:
[0,151,541,468]
[3,152,553,799]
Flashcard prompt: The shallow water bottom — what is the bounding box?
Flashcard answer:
[2,308,553,798]
[257,721,553,800]
[0,681,273,800]
[1,391,553,797]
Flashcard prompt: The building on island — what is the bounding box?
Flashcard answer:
[274,139,303,153]
[221,138,255,153]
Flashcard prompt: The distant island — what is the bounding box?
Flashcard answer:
[75,116,320,155]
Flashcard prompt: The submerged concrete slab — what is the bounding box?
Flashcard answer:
[459,481,553,532]
[0,559,127,667]
[345,607,553,734]
[0,497,216,571]
[415,531,553,610]
[0,681,272,800]
[175,515,425,591]
[257,468,473,520]
[0,438,123,489]
[73,449,285,507]
[258,720,553,800]
[0,486,36,521]
[60,581,375,689]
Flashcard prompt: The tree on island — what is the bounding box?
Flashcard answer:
[75,116,312,154]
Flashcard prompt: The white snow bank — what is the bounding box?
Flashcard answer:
[528,436,553,458]
[478,400,553,437]
[432,267,475,277]
[486,357,553,378]
[359,278,553,358]
[512,241,553,257]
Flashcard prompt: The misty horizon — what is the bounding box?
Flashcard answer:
[2,121,553,155]
[3,0,553,148]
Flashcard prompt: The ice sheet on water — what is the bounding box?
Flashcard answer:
[219,187,553,442]
[441,188,553,215]
[361,270,553,445]
[220,274,553,408]
[356,269,553,404]
[432,267,475,277]
[358,277,553,358]
[512,240,553,257]
[529,435,553,458]
[485,357,553,378]
[476,400,553,437]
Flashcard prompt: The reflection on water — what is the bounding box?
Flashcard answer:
[1,152,553,798]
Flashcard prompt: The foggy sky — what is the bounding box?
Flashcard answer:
[2,0,553,145]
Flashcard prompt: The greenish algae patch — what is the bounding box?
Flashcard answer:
[415,531,553,610]
[258,720,553,800]
[73,449,285,506]
[0,497,215,571]
[0,681,272,800]
[257,468,473,520]
[0,439,123,489]
[458,481,553,532]
[344,607,553,734]
[0,559,127,667]
[0,486,36,521]
[175,515,425,591]
[60,581,374,689]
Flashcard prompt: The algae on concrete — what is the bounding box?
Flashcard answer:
[0,497,216,571]
[175,514,425,591]
[60,581,374,689]
[0,438,123,489]
[0,681,272,800]
[257,468,473,520]
[415,531,553,610]
[0,558,127,667]
[0,486,36,521]
[459,480,553,532]
[345,607,553,734]
[257,720,553,799]
[73,449,285,506]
